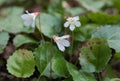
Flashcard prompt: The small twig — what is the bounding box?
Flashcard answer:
[38,15,45,42]
[50,38,53,81]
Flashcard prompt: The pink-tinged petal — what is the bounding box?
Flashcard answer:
[64,21,70,28]
[33,12,39,16]
[21,11,37,28]
[61,40,70,47]
[60,35,70,39]
[70,24,75,31]
[56,42,65,52]
[52,35,58,40]
[55,37,61,41]
[74,16,79,21]
[75,21,81,27]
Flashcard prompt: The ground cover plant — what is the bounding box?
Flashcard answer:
[1,0,120,81]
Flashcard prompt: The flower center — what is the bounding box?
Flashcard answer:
[57,39,62,43]
[29,15,34,20]
[70,19,75,24]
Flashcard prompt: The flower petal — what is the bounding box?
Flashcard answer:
[74,16,79,21]
[64,21,69,28]
[67,17,72,21]
[21,14,30,20]
[75,21,81,27]
[56,42,65,52]
[24,20,32,27]
[30,13,36,18]
[31,21,35,28]
[61,39,70,47]
[70,24,75,31]
[25,10,29,14]
[31,15,36,28]
[60,35,70,39]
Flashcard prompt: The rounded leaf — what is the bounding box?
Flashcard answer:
[74,24,98,41]
[7,49,35,78]
[0,7,34,34]
[110,78,120,81]
[52,57,68,77]
[13,34,37,47]
[0,32,9,54]
[79,38,112,73]
[76,0,106,11]
[92,25,120,52]
[34,42,68,78]
[36,13,62,38]
[66,62,96,81]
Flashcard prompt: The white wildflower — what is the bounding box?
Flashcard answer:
[64,16,81,31]
[21,11,39,28]
[52,35,70,52]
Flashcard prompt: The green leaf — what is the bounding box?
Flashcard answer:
[13,34,37,47]
[52,57,68,77]
[0,0,25,6]
[105,65,116,78]
[34,42,68,78]
[113,0,120,11]
[79,38,111,73]
[110,78,120,81]
[62,77,73,81]
[87,13,120,24]
[34,42,60,74]
[80,16,89,25]
[65,7,86,16]
[7,49,35,78]
[66,62,96,81]
[0,0,14,6]
[0,32,9,54]
[31,77,46,81]
[48,0,63,13]
[36,13,62,38]
[114,52,120,59]
[74,24,98,41]
[76,0,106,11]
[92,25,120,52]
[0,7,34,34]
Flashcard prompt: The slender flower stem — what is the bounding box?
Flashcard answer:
[72,31,74,47]
[50,38,53,81]
[38,15,45,42]
[37,75,41,81]
[95,73,102,81]
[69,31,74,62]
[64,27,67,34]
[98,72,102,81]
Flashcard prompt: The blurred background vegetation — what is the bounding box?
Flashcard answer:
[1,0,120,81]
